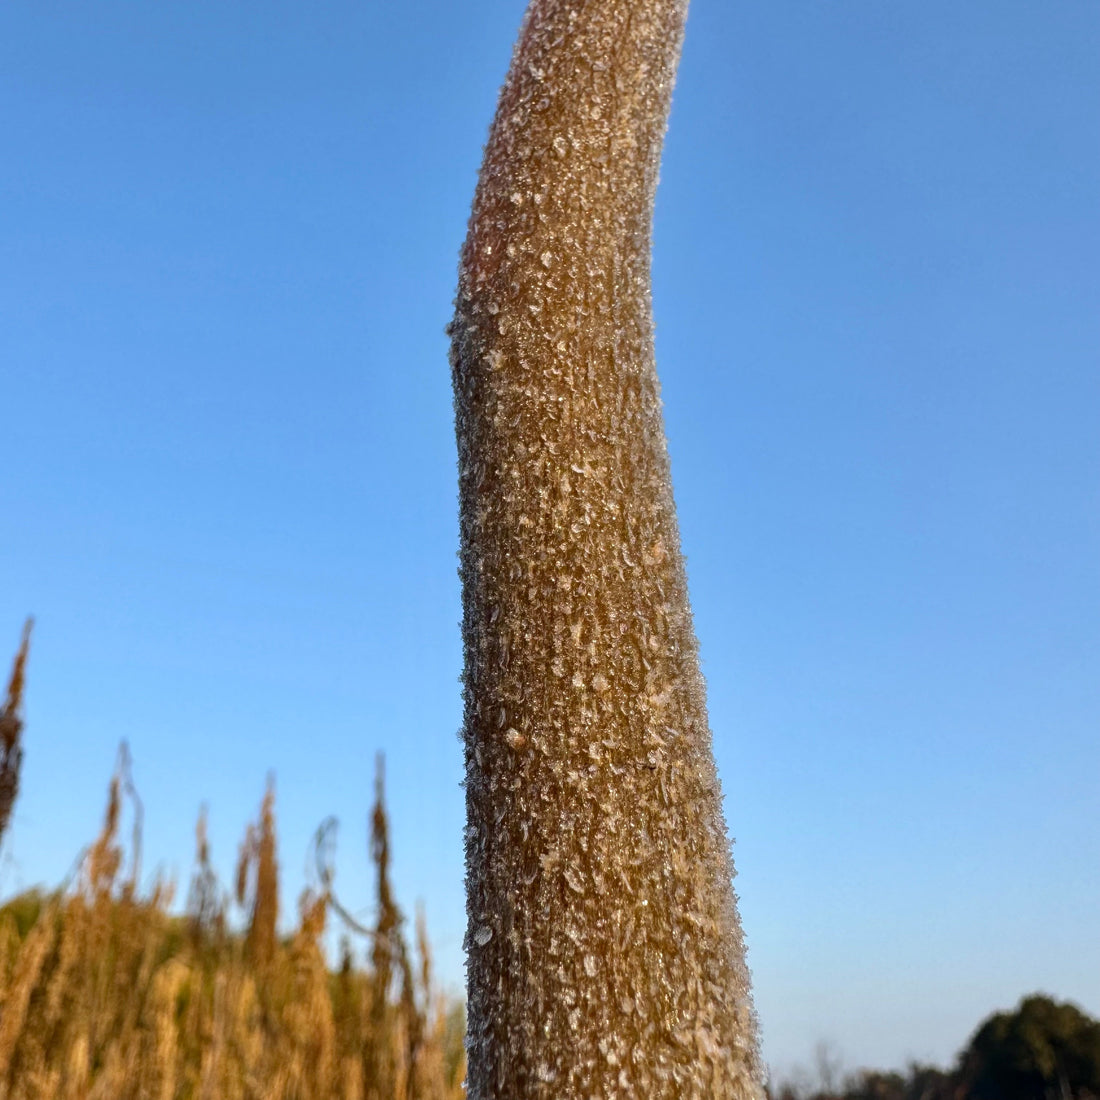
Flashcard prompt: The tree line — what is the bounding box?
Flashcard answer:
[770,995,1100,1100]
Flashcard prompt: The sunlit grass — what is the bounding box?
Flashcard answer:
[0,742,465,1100]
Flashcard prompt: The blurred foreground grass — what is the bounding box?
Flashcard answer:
[0,746,466,1100]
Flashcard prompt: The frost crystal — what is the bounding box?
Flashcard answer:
[450,0,762,1097]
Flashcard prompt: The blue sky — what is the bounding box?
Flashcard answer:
[1,0,1097,1080]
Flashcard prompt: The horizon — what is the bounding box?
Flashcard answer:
[2,0,1097,1079]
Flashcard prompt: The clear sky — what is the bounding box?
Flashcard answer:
[2,0,1097,1081]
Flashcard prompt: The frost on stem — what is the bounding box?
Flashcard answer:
[449,1,762,1097]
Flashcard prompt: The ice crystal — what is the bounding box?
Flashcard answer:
[450,0,762,1097]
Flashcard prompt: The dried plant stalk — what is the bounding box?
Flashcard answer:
[0,620,32,845]
[450,1,761,1096]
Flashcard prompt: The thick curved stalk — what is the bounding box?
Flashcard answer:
[450,1,761,1096]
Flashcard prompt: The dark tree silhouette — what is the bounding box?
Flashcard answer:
[449,1,760,1096]
[959,995,1100,1100]
[767,996,1100,1100]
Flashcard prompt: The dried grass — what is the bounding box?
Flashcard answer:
[0,620,32,844]
[0,750,466,1100]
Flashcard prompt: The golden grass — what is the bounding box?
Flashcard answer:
[0,749,466,1100]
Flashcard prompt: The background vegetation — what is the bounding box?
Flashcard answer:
[0,629,465,1100]
[768,992,1100,1100]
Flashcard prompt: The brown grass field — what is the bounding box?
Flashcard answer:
[0,636,466,1100]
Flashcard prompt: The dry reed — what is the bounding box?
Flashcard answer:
[0,751,465,1100]
[0,620,32,844]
